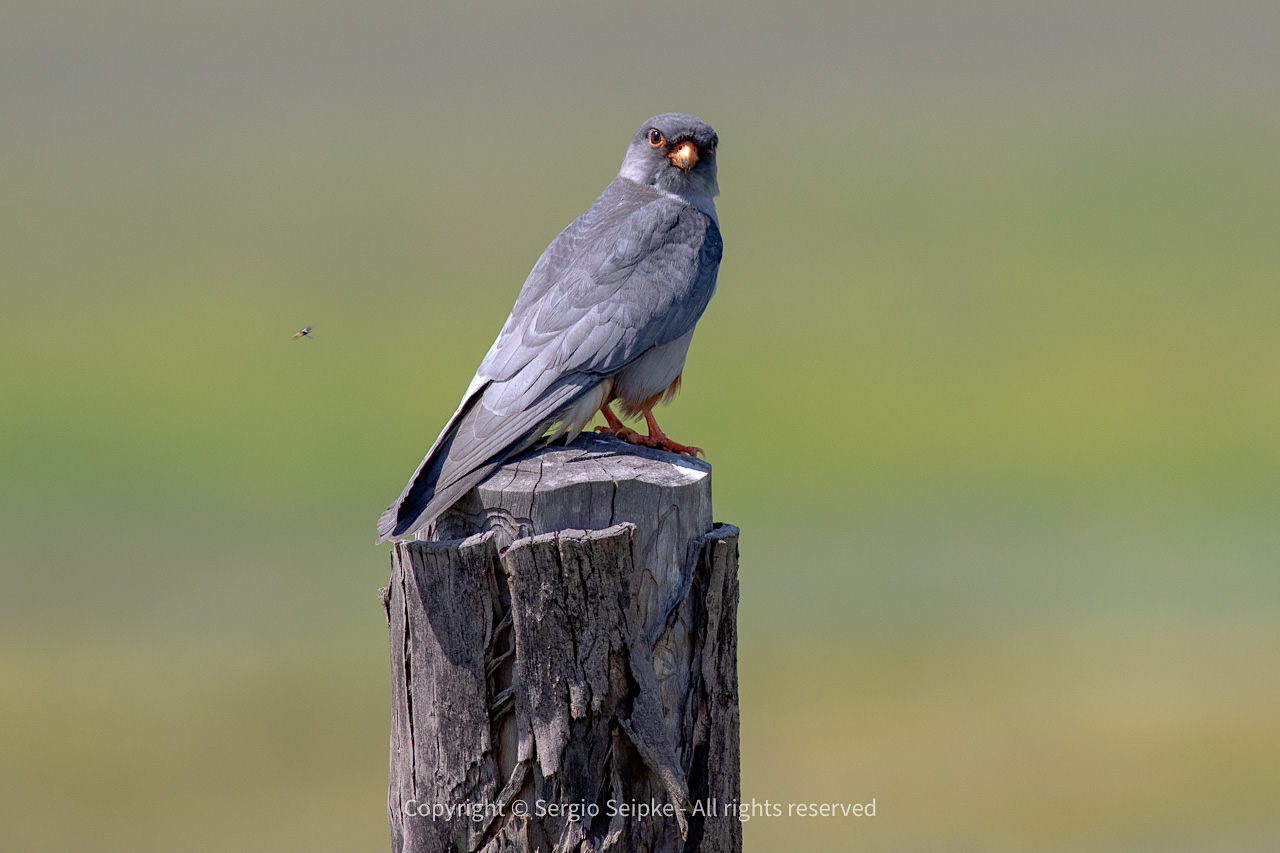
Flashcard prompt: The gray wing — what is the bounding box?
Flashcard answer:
[478,180,721,411]
[376,179,721,542]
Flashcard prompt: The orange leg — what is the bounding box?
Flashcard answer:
[594,403,642,443]
[595,403,704,458]
[642,410,704,458]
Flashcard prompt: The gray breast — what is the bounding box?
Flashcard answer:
[612,329,696,409]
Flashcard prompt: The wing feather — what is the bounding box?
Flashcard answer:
[479,180,720,402]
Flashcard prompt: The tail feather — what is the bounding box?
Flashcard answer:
[375,456,508,542]
[375,379,590,543]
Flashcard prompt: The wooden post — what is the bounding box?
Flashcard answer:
[380,434,740,853]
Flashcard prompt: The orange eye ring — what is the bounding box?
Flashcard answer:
[648,129,665,147]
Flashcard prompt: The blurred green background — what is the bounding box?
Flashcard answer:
[3,1,1279,850]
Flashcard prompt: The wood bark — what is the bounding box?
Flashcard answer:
[380,434,740,853]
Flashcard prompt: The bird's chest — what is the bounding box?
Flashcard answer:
[612,329,696,407]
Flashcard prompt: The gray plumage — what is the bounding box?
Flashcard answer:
[377,113,722,542]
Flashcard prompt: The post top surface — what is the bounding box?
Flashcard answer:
[434,433,713,554]
[483,433,710,493]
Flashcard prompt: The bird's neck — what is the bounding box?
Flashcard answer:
[682,192,719,226]
[617,175,719,226]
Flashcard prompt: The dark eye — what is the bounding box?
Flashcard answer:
[648,129,664,147]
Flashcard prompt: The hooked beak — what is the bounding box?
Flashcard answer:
[668,140,699,172]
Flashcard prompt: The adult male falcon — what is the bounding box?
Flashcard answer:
[377,113,722,542]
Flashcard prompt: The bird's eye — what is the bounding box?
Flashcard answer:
[648,129,665,147]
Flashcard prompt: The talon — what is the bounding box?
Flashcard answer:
[659,440,703,458]
[594,423,642,443]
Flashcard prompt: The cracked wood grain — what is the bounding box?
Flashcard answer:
[385,434,739,853]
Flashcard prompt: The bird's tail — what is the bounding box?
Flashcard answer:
[376,390,501,542]
[375,380,588,543]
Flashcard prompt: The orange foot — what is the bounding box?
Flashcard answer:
[594,405,704,459]
[594,402,643,443]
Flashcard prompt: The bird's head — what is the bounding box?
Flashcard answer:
[618,113,719,199]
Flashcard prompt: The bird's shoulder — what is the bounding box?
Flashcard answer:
[566,177,717,266]
[475,177,721,387]
[499,179,715,319]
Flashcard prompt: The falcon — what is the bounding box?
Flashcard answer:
[377,113,722,542]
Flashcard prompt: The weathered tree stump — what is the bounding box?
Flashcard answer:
[380,433,740,853]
